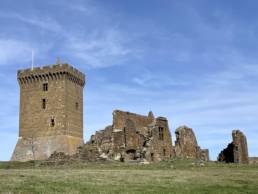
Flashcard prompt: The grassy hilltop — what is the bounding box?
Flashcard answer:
[0,160,258,194]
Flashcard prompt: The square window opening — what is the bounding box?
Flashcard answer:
[75,102,79,110]
[50,118,55,127]
[42,99,46,109]
[43,83,48,91]
[159,127,164,140]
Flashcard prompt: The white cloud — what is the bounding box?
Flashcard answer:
[0,11,63,34]
[51,0,96,15]
[64,29,135,68]
[0,39,32,65]
[0,9,138,68]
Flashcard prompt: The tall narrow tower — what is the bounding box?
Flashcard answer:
[12,63,85,161]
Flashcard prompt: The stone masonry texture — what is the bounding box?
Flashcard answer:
[77,110,174,162]
[75,111,209,163]
[218,130,249,164]
[11,63,85,161]
[11,63,214,163]
[174,125,209,161]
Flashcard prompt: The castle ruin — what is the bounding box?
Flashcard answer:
[12,63,254,163]
[74,111,209,163]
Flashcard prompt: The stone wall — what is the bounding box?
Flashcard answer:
[72,111,211,163]
[78,110,173,162]
[232,130,249,163]
[11,135,83,161]
[174,126,209,161]
[112,110,154,132]
[218,130,249,164]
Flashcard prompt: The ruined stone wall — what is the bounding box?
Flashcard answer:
[111,110,155,160]
[80,110,173,162]
[174,126,198,159]
[174,126,209,161]
[145,117,173,162]
[232,130,249,164]
[91,126,113,155]
[12,63,85,161]
[198,148,209,161]
[218,130,249,164]
[112,110,154,131]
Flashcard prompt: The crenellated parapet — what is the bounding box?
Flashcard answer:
[17,63,85,87]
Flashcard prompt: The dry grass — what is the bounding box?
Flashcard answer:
[0,160,257,194]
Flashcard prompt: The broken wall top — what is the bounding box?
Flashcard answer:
[175,125,198,146]
[232,130,247,145]
[112,110,155,131]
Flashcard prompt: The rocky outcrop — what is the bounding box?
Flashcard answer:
[218,130,249,164]
[174,126,209,161]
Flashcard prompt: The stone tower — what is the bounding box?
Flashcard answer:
[11,63,85,161]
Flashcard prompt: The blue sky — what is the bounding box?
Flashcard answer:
[0,0,258,161]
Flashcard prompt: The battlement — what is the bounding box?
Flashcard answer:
[17,63,85,87]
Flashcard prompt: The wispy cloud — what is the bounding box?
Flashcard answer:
[49,0,96,15]
[63,29,136,68]
[131,70,190,88]
[0,9,138,68]
[0,39,32,65]
[0,11,63,34]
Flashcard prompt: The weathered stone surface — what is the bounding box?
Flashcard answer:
[198,148,209,161]
[218,130,249,164]
[174,126,209,161]
[77,110,173,162]
[12,64,85,161]
[11,135,83,161]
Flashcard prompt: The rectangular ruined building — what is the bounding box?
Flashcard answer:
[12,63,85,161]
[78,110,174,162]
[76,111,209,162]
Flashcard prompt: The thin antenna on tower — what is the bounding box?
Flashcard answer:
[31,50,34,70]
[56,57,61,65]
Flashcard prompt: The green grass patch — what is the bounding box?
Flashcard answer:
[0,160,257,194]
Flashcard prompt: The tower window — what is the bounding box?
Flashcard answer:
[151,153,154,161]
[50,118,55,127]
[163,149,166,156]
[43,83,48,91]
[42,99,46,109]
[159,127,164,140]
[75,102,79,110]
